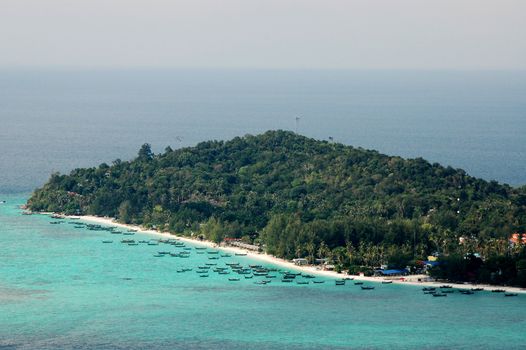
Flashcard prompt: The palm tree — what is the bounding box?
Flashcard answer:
[346,241,355,263]
[295,244,304,259]
[305,241,316,264]
[317,241,330,260]
[332,247,348,268]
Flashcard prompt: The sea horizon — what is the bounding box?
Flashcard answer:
[1,69,525,194]
[2,69,526,349]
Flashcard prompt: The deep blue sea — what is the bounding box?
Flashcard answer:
[0,69,525,194]
[1,70,525,349]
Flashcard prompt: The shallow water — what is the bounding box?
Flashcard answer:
[1,194,525,349]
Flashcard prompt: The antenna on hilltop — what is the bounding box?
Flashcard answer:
[295,116,300,134]
[174,136,183,149]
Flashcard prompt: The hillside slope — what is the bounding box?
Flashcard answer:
[28,130,526,284]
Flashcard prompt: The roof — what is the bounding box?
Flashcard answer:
[376,269,407,275]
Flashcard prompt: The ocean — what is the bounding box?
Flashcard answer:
[1,194,525,349]
[1,70,525,349]
[0,69,525,194]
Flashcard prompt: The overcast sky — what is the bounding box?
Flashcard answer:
[1,0,525,70]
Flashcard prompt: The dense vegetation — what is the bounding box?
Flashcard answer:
[28,131,526,286]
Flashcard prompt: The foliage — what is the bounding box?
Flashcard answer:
[27,130,526,286]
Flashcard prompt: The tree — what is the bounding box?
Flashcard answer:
[118,200,133,224]
[317,241,330,259]
[305,241,316,263]
[332,246,348,269]
[27,130,526,287]
[138,143,153,160]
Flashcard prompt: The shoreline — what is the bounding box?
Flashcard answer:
[50,213,526,294]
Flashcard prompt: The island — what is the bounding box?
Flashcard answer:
[27,130,526,287]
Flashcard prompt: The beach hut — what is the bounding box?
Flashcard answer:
[374,269,408,276]
[293,258,308,266]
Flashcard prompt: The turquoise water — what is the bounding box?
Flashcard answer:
[1,194,525,349]
[1,70,525,348]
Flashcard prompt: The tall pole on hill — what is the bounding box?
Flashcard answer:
[414,229,416,259]
[295,116,300,134]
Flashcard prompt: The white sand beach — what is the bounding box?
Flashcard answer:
[59,214,526,294]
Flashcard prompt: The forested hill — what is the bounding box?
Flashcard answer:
[28,131,526,284]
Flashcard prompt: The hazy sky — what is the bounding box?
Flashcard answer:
[1,0,525,69]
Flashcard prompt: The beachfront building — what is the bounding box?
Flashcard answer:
[374,269,408,277]
[510,233,526,245]
[223,237,260,252]
[292,258,308,266]
[323,264,335,271]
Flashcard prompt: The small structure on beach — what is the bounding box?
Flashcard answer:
[292,258,308,266]
[223,238,260,252]
[315,258,327,265]
[323,264,335,271]
[374,269,408,276]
